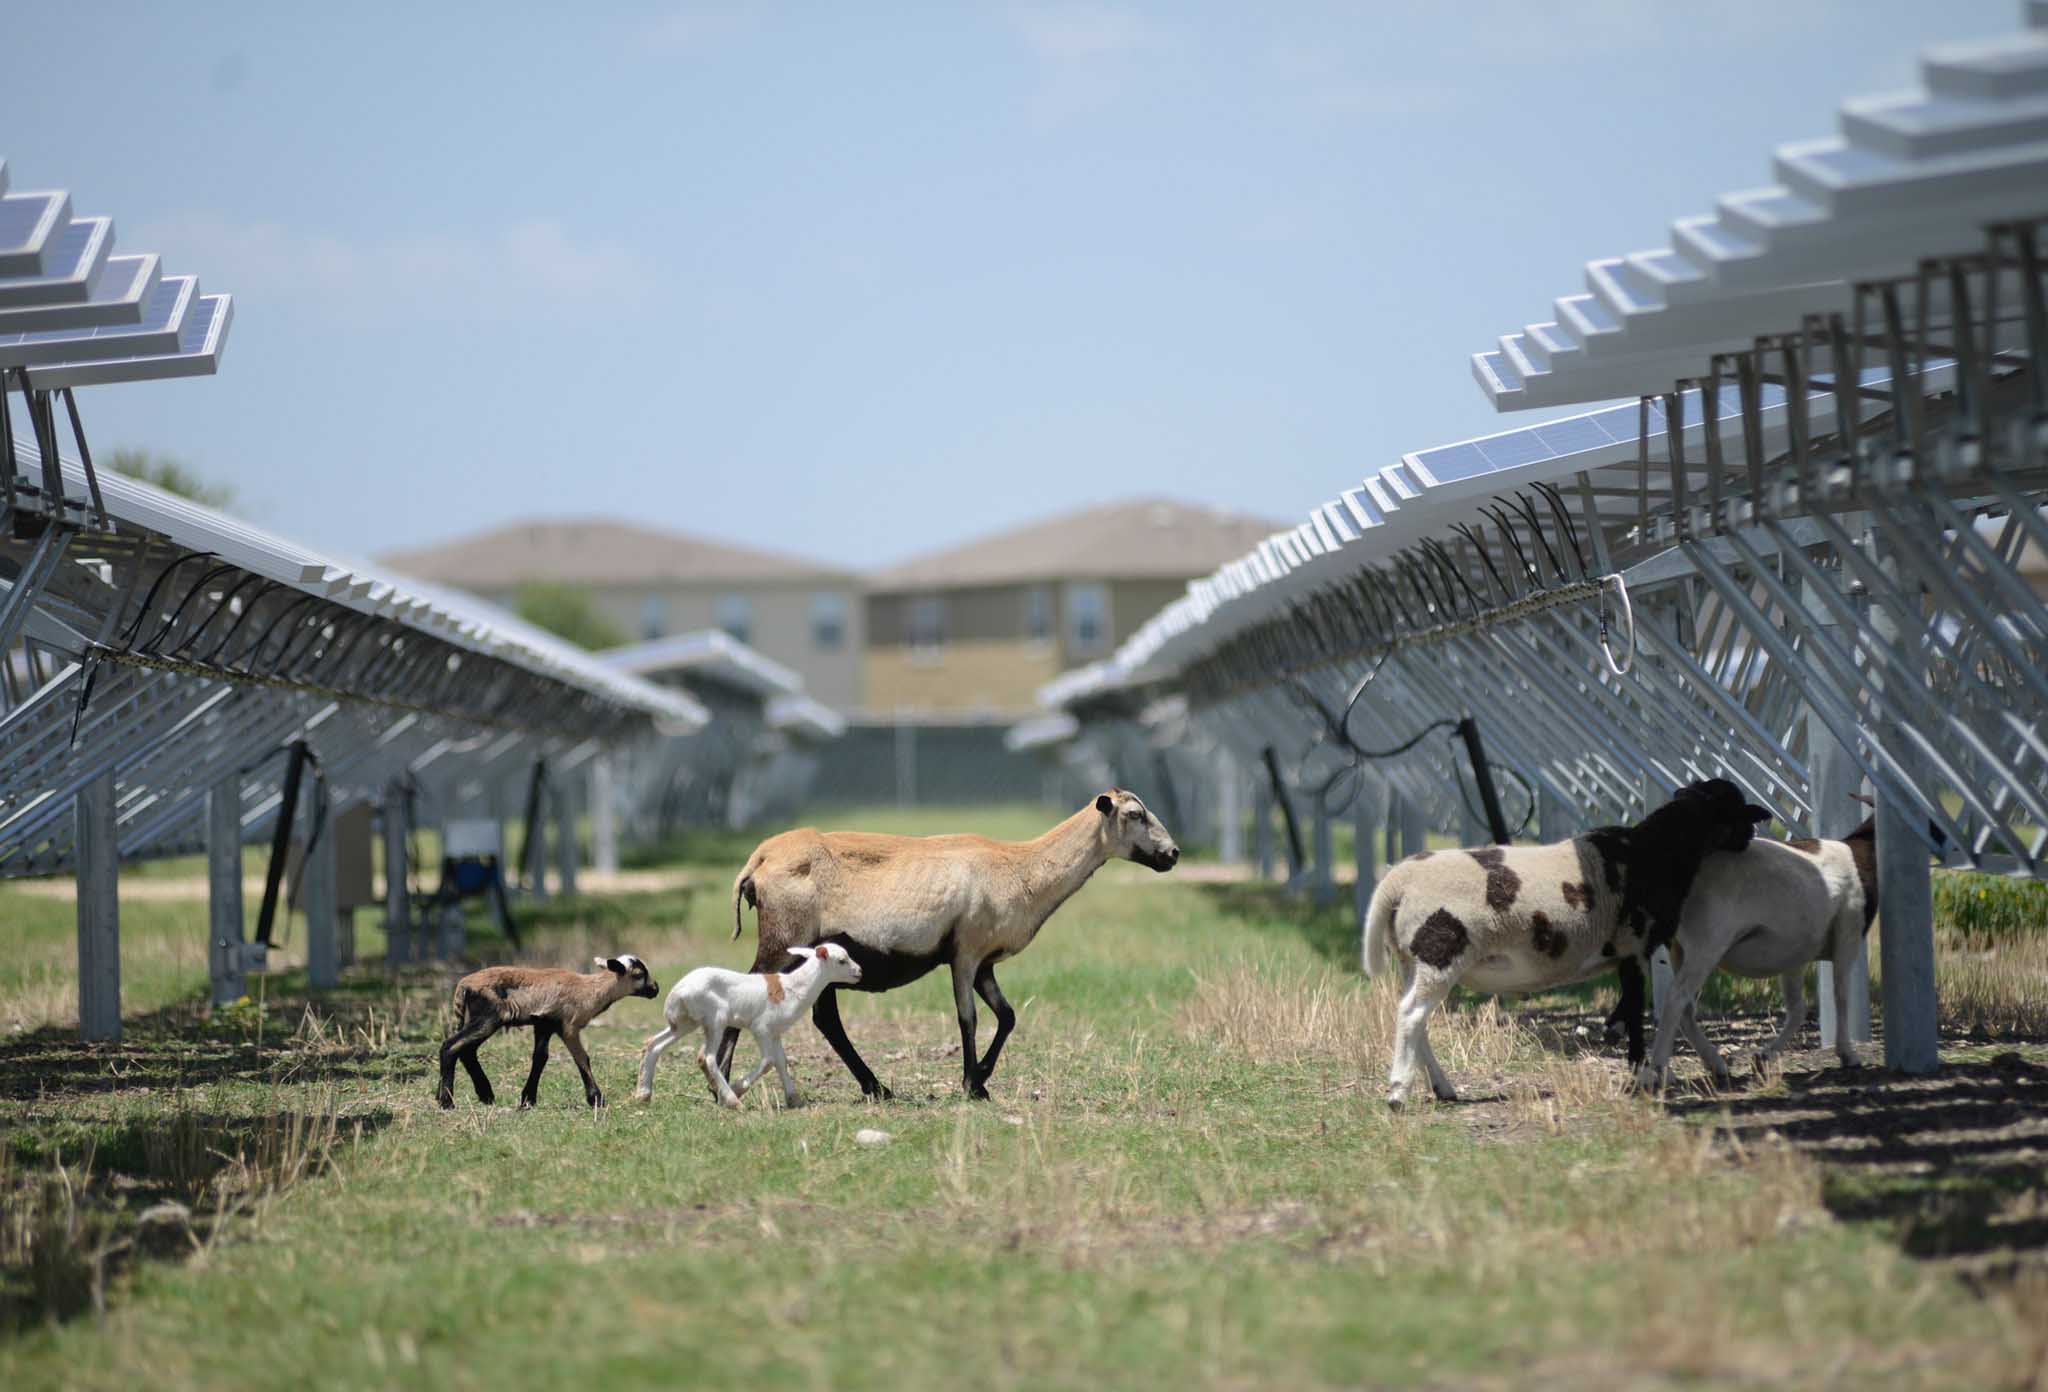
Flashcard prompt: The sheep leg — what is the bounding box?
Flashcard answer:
[1828,919,1864,1070]
[1758,970,1807,1062]
[812,986,891,1101]
[952,958,988,1100]
[1637,947,1719,1091]
[1680,1004,1732,1084]
[712,1027,743,1099]
[438,1015,499,1107]
[972,962,1017,1087]
[1614,958,1647,1068]
[518,1021,556,1109]
[697,1041,744,1109]
[761,1035,800,1108]
[560,1027,604,1108]
[636,1025,682,1100]
[1387,968,1455,1108]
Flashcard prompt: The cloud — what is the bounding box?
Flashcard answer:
[1009,2,1161,62]
[129,213,649,318]
[1265,42,1463,119]
[634,3,754,55]
[1004,3,1170,126]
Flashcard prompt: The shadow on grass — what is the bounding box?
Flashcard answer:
[0,971,441,1103]
[1668,1047,2048,1286]
[2,1104,393,1334]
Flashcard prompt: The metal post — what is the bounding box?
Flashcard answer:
[1310,801,1334,906]
[1398,790,1428,864]
[1261,747,1305,879]
[1353,777,1382,931]
[554,776,579,898]
[590,754,619,876]
[207,772,245,1004]
[383,779,413,967]
[75,771,120,1042]
[304,775,338,991]
[520,759,549,898]
[1216,750,1244,864]
[1252,780,1275,880]
[1872,536,1939,1074]
[1807,704,1872,1049]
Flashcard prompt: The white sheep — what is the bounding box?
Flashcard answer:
[635,943,864,1108]
[1361,778,1770,1108]
[1634,812,1877,1090]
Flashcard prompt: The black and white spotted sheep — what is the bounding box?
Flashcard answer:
[1361,778,1770,1107]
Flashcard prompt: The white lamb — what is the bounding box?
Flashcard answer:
[635,943,863,1108]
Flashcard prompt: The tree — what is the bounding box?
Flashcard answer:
[107,448,235,509]
[514,582,627,652]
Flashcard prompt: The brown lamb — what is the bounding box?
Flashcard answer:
[436,954,658,1109]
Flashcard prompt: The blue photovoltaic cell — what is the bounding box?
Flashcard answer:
[1528,414,1612,455]
[0,220,100,304]
[1410,440,1491,482]
[0,275,188,361]
[1474,429,1554,469]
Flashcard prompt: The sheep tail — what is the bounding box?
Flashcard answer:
[731,857,761,941]
[1362,871,1402,980]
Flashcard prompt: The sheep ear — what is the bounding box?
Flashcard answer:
[593,956,609,970]
[816,945,830,960]
[1096,793,1114,816]
[605,957,627,974]
[1745,805,1771,822]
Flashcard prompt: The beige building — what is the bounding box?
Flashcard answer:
[863,498,1283,717]
[381,519,865,712]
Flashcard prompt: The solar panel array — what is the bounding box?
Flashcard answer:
[1472,21,2048,410]
[0,161,231,385]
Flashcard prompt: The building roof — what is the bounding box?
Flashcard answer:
[379,518,854,589]
[868,498,1287,592]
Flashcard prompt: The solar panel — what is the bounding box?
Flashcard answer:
[0,272,192,367]
[0,217,113,320]
[0,191,70,276]
[29,293,233,388]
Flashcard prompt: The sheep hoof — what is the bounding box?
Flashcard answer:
[1431,1083,1458,1102]
[630,1090,653,1104]
[965,1083,991,1101]
[862,1083,895,1103]
[1385,1093,1406,1111]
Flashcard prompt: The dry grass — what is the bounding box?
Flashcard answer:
[1,1093,347,1328]
[1936,930,2048,1040]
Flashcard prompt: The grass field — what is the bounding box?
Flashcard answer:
[2,803,2046,1389]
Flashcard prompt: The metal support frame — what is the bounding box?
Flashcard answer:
[553,773,579,898]
[382,778,413,967]
[590,753,619,875]
[1104,220,2048,1079]
[303,771,338,990]
[74,771,119,1041]
[207,771,246,1004]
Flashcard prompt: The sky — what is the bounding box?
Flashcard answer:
[3,1,2023,571]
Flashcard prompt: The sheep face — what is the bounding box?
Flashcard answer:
[599,954,660,999]
[1671,778,1773,853]
[1096,789,1181,872]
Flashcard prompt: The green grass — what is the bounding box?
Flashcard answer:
[2,803,2045,1389]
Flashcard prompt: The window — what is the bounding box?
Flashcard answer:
[1023,585,1053,645]
[715,593,752,645]
[638,594,667,641]
[909,594,946,655]
[810,591,847,650]
[1065,582,1108,654]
